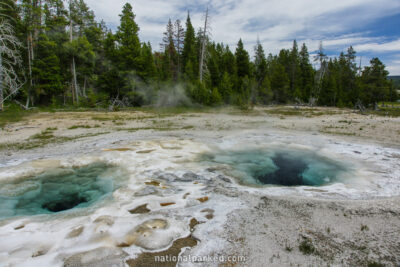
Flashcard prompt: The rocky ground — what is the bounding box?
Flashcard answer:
[0,106,399,267]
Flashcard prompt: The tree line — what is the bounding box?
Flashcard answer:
[0,0,397,111]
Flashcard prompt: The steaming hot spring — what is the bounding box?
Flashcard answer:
[0,129,399,266]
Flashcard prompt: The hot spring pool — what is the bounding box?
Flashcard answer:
[0,163,119,219]
[203,149,348,187]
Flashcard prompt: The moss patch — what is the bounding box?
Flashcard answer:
[145,181,160,186]
[0,132,109,151]
[160,202,176,207]
[197,196,209,203]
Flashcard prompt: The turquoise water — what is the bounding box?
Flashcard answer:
[0,163,117,219]
[203,149,346,187]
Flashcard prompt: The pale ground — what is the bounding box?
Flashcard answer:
[1,106,399,149]
[0,106,399,267]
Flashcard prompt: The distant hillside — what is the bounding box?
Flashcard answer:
[389,76,400,88]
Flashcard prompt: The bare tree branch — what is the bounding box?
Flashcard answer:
[0,21,25,110]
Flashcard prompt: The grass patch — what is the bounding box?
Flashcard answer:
[372,107,400,117]
[285,243,293,252]
[320,130,356,136]
[0,132,109,151]
[30,127,58,140]
[378,101,400,108]
[265,109,304,116]
[0,103,35,128]
[182,125,194,130]
[299,238,315,255]
[367,261,385,267]
[68,125,92,130]
[264,107,340,117]
[115,126,183,132]
[91,115,125,121]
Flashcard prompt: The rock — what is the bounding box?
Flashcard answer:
[180,172,201,181]
[135,187,158,196]
[155,173,179,182]
[218,175,232,183]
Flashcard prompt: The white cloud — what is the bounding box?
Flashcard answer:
[354,39,400,53]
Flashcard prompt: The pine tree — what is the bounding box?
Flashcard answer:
[208,45,220,88]
[361,58,390,106]
[32,34,63,104]
[182,13,197,81]
[235,39,250,78]
[139,42,156,81]
[254,39,268,103]
[162,19,177,81]
[63,35,95,98]
[299,43,314,102]
[222,45,236,76]
[219,72,233,104]
[319,60,338,106]
[115,3,141,71]
[270,62,290,103]
[289,40,301,100]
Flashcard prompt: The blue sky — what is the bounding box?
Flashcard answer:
[86,0,400,75]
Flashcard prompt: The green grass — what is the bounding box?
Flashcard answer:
[265,109,303,116]
[30,127,58,140]
[378,101,400,107]
[181,125,194,130]
[264,107,340,117]
[372,107,400,117]
[367,261,386,267]
[299,238,315,255]
[68,125,92,130]
[0,103,36,128]
[0,132,109,151]
[115,126,183,132]
[320,130,356,136]
[91,115,124,121]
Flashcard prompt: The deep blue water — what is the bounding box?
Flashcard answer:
[203,149,346,187]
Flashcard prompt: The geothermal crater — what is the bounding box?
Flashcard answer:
[0,163,116,218]
[204,149,347,187]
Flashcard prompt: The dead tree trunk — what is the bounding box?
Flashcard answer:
[199,7,209,83]
[0,53,3,111]
[72,56,79,104]
[69,0,79,104]
[26,33,34,108]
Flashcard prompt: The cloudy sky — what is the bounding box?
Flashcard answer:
[85,0,400,75]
